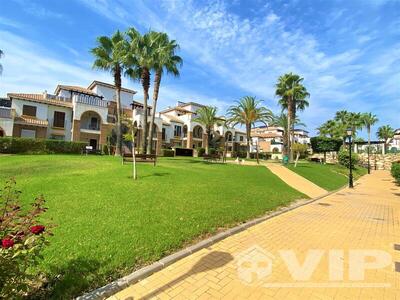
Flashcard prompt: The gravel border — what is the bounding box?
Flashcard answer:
[77,185,347,300]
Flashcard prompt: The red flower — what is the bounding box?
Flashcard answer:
[30,225,45,235]
[1,238,14,249]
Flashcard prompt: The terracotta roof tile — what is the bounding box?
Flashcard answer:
[54,85,98,95]
[14,115,48,127]
[8,93,73,108]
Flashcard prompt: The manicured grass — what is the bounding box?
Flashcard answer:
[287,161,367,191]
[0,155,306,298]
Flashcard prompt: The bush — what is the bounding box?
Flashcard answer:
[0,179,52,298]
[338,147,359,168]
[161,148,175,157]
[0,137,87,154]
[209,148,217,155]
[196,147,205,157]
[391,162,400,184]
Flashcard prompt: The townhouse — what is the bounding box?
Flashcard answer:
[250,126,311,159]
[0,81,247,156]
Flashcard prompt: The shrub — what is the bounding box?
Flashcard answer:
[196,147,205,157]
[209,148,217,155]
[0,179,52,298]
[391,162,400,184]
[0,137,87,154]
[338,147,359,168]
[161,148,175,157]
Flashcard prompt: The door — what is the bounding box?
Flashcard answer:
[89,139,97,150]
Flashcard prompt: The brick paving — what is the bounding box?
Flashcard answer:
[109,171,400,299]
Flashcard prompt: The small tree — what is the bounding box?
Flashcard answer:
[292,143,308,167]
[122,116,139,180]
[310,137,342,163]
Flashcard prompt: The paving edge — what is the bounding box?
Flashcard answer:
[77,183,351,300]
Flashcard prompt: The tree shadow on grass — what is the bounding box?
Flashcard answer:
[30,257,103,299]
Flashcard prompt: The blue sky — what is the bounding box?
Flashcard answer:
[0,0,399,136]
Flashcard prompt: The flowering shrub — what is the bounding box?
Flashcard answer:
[0,178,52,298]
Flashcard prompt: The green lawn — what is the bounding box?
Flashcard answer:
[286,161,367,191]
[0,155,306,298]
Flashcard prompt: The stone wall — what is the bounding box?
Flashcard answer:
[310,152,400,170]
[358,153,400,170]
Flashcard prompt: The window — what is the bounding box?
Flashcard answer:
[90,117,98,130]
[174,125,182,137]
[53,111,65,128]
[162,128,166,140]
[22,105,37,117]
[21,129,36,138]
[240,136,244,142]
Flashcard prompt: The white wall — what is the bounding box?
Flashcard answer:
[0,116,13,136]
[12,99,48,120]
[47,105,73,140]
[92,85,134,105]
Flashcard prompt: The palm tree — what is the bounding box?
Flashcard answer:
[361,112,379,149]
[317,120,338,138]
[147,32,182,154]
[377,125,394,152]
[275,73,309,162]
[0,49,4,75]
[226,96,273,159]
[91,31,131,156]
[271,112,304,155]
[193,106,220,155]
[126,28,156,154]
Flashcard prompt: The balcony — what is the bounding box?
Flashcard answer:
[75,94,107,108]
[0,107,13,119]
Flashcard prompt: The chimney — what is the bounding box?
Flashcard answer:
[43,90,47,99]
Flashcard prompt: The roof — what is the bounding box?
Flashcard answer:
[54,85,98,96]
[163,114,184,124]
[160,106,194,114]
[177,101,205,108]
[88,81,137,94]
[8,93,73,108]
[14,115,48,127]
[130,100,152,109]
[251,132,282,138]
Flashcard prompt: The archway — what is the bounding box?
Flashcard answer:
[225,131,233,142]
[80,111,102,131]
[193,125,203,139]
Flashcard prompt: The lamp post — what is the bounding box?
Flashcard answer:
[347,128,354,188]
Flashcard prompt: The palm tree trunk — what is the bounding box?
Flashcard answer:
[141,68,150,154]
[246,123,251,159]
[287,98,292,162]
[114,68,122,156]
[205,129,210,155]
[147,70,162,155]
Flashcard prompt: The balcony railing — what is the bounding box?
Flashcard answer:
[76,94,107,107]
[81,125,100,131]
[0,107,13,119]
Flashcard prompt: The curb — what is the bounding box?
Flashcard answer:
[77,185,349,300]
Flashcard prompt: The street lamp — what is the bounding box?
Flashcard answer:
[346,128,354,188]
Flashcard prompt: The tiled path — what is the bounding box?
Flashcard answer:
[110,171,400,300]
[264,163,327,198]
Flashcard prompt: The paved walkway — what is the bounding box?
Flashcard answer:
[264,163,328,198]
[109,171,400,300]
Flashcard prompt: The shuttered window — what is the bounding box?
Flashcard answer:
[53,111,65,128]
[22,105,37,117]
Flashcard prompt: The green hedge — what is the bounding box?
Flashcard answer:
[196,147,205,157]
[338,148,359,168]
[391,162,400,184]
[0,137,87,154]
[161,148,175,157]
